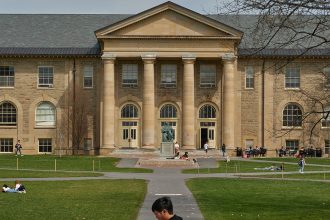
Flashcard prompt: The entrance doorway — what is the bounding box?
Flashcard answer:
[200,128,208,149]
[199,122,216,149]
[120,121,139,148]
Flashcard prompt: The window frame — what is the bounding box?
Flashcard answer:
[325,139,330,154]
[0,66,15,88]
[199,104,216,119]
[282,103,303,127]
[199,64,216,88]
[245,66,254,89]
[84,138,93,150]
[35,102,56,127]
[121,104,139,118]
[38,66,54,88]
[83,65,93,88]
[285,66,300,89]
[38,138,52,153]
[160,104,177,118]
[122,64,138,88]
[0,138,13,153]
[321,106,330,128]
[0,101,17,126]
[285,140,299,151]
[160,64,177,88]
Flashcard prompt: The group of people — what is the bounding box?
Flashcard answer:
[2,180,26,193]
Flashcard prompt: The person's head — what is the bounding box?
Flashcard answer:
[15,180,20,185]
[152,197,174,220]
[17,140,20,143]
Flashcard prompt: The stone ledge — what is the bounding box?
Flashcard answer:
[136,158,198,168]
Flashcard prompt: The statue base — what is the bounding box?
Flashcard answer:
[160,142,174,157]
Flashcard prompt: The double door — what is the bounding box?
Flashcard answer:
[120,121,139,148]
[200,122,216,148]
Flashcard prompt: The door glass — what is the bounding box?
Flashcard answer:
[123,129,129,140]
[208,129,214,140]
[131,129,136,140]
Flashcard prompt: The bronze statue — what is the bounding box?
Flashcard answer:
[161,122,174,142]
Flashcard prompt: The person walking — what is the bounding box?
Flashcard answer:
[204,141,208,157]
[298,157,306,173]
[221,144,226,157]
[15,140,23,156]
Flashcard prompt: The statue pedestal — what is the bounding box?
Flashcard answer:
[160,142,174,157]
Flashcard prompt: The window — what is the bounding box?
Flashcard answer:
[325,140,330,154]
[84,138,93,150]
[285,66,300,88]
[122,64,138,87]
[283,104,302,127]
[200,64,216,88]
[0,138,13,152]
[38,66,54,88]
[36,102,56,126]
[0,102,17,126]
[245,66,254,89]
[121,104,138,118]
[286,140,299,151]
[324,67,330,88]
[83,65,93,88]
[160,104,177,118]
[38,138,52,153]
[0,66,14,87]
[321,106,330,128]
[160,64,176,88]
[199,104,216,118]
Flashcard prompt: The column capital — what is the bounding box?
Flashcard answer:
[222,53,236,63]
[141,54,156,64]
[101,52,116,61]
[182,54,196,63]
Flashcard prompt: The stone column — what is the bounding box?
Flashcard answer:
[182,55,196,149]
[222,53,236,149]
[142,54,156,149]
[101,53,116,153]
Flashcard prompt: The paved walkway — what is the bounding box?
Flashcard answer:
[2,157,330,220]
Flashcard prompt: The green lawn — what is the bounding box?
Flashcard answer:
[0,169,103,178]
[187,178,330,220]
[183,160,330,174]
[241,172,330,180]
[0,179,147,220]
[0,155,152,173]
[254,157,330,165]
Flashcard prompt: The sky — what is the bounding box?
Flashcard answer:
[0,0,221,14]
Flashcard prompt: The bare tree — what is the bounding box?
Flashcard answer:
[215,0,330,153]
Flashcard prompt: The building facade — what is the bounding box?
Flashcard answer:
[0,2,329,156]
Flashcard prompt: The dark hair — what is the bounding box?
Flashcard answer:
[151,197,173,214]
[3,184,8,187]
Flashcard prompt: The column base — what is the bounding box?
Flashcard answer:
[141,145,156,150]
[99,145,115,155]
[182,145,196,150]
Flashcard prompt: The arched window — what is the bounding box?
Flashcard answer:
[199,104,216,118]
[121,104,138,118]
[0,102,17,126]
[160,104,177,118]
[321,105,330,128]
[283,104,302,127]
[36,102,56,126]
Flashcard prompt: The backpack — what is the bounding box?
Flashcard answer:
[298,160,303,166]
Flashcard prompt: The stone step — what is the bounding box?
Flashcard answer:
[136,158,198,168]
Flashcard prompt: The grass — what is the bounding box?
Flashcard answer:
[254,157,330,165]
[183,159,330,174]
[0,179,147,220]
[187,178,330,220]
[0,169,103,178]
[241,173,330,180]
[0,155,152,173]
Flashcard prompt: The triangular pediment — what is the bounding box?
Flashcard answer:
[96,1,242,39]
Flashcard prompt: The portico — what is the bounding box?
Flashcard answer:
[96,2,242,152]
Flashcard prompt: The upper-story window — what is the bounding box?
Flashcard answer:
[121,104,138,118]
[200,64,216,88]
[283,103,302,127]
[83,65,93,88]
[122,64,138,88]
[0,66,14,87]
[0,102,17,126]
[38,66,54,88]
[35,102,56,127]
[321,105,330,128]
[160,104,177,118]
[324,67,330,88]
[285,66,300,89]
[245,66,254,89]
[199,104,216,118]
[160,64,176,88]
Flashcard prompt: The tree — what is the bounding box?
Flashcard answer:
[216,0,330,153]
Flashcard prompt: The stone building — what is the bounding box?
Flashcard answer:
[0,2,329,156]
